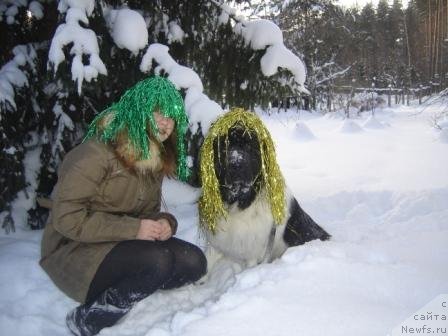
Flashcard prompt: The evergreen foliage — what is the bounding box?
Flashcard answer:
[0,0,302,231]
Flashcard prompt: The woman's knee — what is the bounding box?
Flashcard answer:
[182,244,208,280]
[144,246,175,277]
[115,240,175,276]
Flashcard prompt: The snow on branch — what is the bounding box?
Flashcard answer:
[316,65,351,86]
[0,45,37,110]
[140,43,224,135]
[52,101,74,156]
[48,0,107,95]
[213,0,308,94]
[57,0,94,15]
[1,0,44,24]
[102,7,148,55]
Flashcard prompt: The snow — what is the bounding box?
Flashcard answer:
[218,10,230,25]
[339,118,364,133]
[141,44,203,92]
[186,92,223,135]
[230,16,307,92]
[58,0,94,16]
[36,0,305,106]
[66,7,88,25]
[52,102,74,156]
[28,1,44,20]
[0,45,36,110]
[363,115,386,129]
[167,22,185,44]
[49,1,107,95]
[106,8,148,55]
[5,4,18,17]
[10,145,42,230]
[240,19,283,50]
[260,43,307,91]
[140,43,223,135]
[217,2,307,93]
[293,121,316,141]
[439,128,448,143]
[4,146,17,155]
[1,101,448,335]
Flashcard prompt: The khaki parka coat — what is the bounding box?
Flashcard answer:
[40,139,177,303]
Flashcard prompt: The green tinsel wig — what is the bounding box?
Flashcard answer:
[84,76,190,181]
[199,107,286,234]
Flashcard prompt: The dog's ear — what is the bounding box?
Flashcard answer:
[284,197,331,246]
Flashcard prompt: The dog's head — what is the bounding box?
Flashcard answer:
[199,109,287,233]
[213,127,262,210]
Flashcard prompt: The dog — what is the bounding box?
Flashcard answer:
[199,110,330,269]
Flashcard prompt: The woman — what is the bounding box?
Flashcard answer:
[40,76,207,336]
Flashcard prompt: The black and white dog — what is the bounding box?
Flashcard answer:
[202,126,330,268]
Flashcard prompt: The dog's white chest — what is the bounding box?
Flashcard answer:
[206,195,287,266]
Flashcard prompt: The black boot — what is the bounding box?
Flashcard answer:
[66,288,130,336]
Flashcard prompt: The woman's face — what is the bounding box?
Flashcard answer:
[153,111,175,142]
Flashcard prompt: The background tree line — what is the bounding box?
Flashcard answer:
[273,0,448,109]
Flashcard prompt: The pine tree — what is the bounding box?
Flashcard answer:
[376,0,390,77]
[0,0,306,230]
[404,0,425,85]
[277,0,350,110]
[358,3,378,86]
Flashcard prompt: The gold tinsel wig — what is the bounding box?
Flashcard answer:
[199,108,286,234]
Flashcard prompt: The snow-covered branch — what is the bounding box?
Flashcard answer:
[316,65,351,86]
[0,0,44,24]
[48,0,107,95]
[0,45,37,110]
[140,43,223,135]
[212,0,308,94]
[102,7,148,54]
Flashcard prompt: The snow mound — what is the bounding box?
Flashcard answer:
[162,178,200,206]
[363,116,385,129]
[293,121,316,141]
[339,119,363,133]
[437,117,448,129]
[439,128,448,143]
[324,111,345,120]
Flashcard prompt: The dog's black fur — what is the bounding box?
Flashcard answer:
[213,126,330,249]
[214,128,262,210]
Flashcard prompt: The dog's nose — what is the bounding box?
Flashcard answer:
[225,181,252,196]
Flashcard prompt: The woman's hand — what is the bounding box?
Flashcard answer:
[155,218,173,241]
[137,218,173,241]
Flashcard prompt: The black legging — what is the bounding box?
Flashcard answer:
[85,238,207,308]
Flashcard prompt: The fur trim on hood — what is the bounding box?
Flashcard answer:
[99,112,162,173]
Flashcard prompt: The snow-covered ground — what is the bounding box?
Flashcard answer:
[1,102,447,336]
